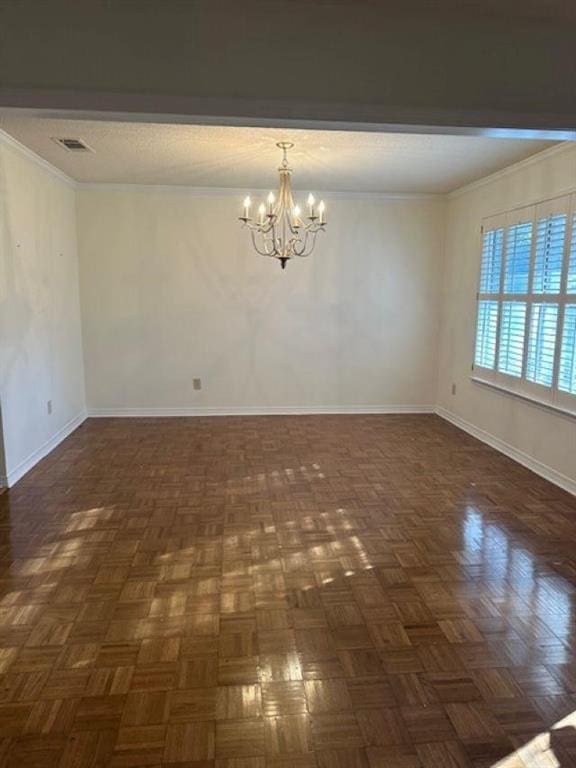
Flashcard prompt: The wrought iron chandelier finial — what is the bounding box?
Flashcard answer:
[239,143,327,269]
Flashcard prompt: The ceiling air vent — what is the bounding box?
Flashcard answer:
[52,137,93,152]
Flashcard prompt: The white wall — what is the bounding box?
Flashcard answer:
[437,144,576,492]
[0,137,86,486]
[77,188,444,413]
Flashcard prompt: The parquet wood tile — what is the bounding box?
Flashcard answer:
[317,749,369,768]
[216,718,265,758]
[176,656,217,689]
[59,729,117,768]
[0,413,575,765]
[24,698,78,735]
[346,680,397,712]
[416,740,471,767]
[399,674,442,710]
[261,682,307,717]
[216,685,263,720]
[218,656,260,687]
[74,694,126,731]
[263,713,312,755]
[310,712,364,751]
[216,758,266,768]
[366,745,422,768]
[122,690,169,726]
[337,648,386,679]
[86,666,133,697]
[304,679,352,713]
[356,707,405,748]
[164,720,215,762]
[112,724,166,766]
[423,672,480,704]
[259,653,303,683]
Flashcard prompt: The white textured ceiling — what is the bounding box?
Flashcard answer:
[0,117,556,194]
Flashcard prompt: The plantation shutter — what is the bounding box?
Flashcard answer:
[479,227,503,293]
[503,221,532,294]
[498,302,526,377]
[526,303,559,387]
[474,216,504,371]
[532,213,566,294]
[475,301,499,369]
[568,214,576,294]
[559,304,576,395]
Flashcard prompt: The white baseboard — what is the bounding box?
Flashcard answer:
[87,405,435,417]
[5,411,87,488]
[435,406,576,497]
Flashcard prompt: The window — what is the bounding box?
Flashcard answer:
[473,195,576,415]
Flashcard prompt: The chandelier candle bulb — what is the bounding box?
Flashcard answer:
[238,142,327,268]
[293,205,301,227]
[307,193,315,217]
[267,192,275,215]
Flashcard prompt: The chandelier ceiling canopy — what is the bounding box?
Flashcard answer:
[239,142,327,269]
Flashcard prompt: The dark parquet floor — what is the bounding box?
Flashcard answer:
[0,414,575,767]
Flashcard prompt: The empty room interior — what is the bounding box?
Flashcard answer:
[1,3,576,767]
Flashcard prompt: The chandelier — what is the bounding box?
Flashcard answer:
[239,142,327,269]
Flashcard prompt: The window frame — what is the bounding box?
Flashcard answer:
[472,193,576,418]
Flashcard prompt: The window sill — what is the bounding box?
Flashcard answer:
[471,376,576,420]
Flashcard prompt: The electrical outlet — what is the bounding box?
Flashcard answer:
[451,383,457,396]
[193,378,202,391]
[47,400,53,415]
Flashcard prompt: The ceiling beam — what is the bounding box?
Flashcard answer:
[1,1,576,139]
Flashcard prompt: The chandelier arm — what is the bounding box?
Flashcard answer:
[287,221,300,236]
[245,220,276,235]
[270,236,282,258]
[291,229,311,257]
[270,220,282,257]
[308,228,325,255]
[300,219,325,234]
[297,229,322,258]
[302,231,317,257]
[251,229,278,258]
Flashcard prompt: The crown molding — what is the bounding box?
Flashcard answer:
[0,128,77,188]
[447,141,574,200]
